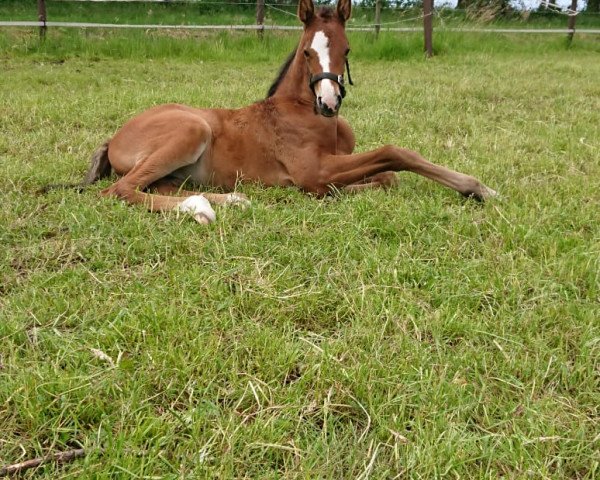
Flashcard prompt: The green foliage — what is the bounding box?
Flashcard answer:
[2,0,600,29]
[586,0,600,13]
[1,22,599,480]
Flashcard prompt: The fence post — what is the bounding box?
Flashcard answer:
[37,0,47,39]
[567,0,577,44]
[256,0,265,38]
[423,0,433,57]
[375,0,382,38]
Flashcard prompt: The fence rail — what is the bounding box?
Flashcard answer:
[2,0,599,50]
[2,20,600,35]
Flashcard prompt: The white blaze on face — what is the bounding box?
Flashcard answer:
[310,31,338,110]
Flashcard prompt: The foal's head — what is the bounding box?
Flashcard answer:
[298,0,352,117]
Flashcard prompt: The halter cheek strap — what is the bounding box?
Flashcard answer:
[309,60,354,99]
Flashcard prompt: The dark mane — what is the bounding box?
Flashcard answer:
[266,49,297,98]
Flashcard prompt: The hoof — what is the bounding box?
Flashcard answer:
[479,185,499,200]
[465,183,499,202]
[224,193,251,209]
[192,213,213,224]
[177,195,216,224]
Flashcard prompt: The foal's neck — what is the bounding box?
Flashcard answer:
[270,50,315,107]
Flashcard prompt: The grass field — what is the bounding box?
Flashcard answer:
[1,18,600,480]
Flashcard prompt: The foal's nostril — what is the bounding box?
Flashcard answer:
[320,104,335,116]
[316,95,339,117]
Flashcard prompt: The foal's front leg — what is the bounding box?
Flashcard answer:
[343,172,399,193]
[321,146,497,200]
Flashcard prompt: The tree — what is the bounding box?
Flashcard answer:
[456,0,512,13]
[586,0,600,13]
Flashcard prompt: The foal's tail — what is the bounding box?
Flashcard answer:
[83,140,111,185]
[38,140,112,194]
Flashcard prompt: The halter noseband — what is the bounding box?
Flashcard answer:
[309,59,354,99]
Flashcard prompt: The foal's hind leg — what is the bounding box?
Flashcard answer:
[148,178,200,197]
[150,179,251,208]
[102,118,218,223]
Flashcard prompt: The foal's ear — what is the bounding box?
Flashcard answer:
[297,0,314,24]
[337,0,352,22]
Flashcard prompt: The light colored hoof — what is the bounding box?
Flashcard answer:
[192,213,213,224]
[224,193,251,209]
[481,185,499,199]
[176,195,216,224]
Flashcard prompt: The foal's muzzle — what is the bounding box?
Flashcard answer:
[310,73,345,117]
[309,61,353,117]
[316,93,342,117]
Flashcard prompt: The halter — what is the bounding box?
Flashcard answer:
[309,59,354,99]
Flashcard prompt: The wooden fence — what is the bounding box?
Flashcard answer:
[6,0,597,54]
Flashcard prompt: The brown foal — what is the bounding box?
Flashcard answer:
[84,0,496,224]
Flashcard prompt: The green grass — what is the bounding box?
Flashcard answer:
[1,26,599,64]
[1,27,599,479]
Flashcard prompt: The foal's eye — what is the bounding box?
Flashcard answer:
[303,50,310,57]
